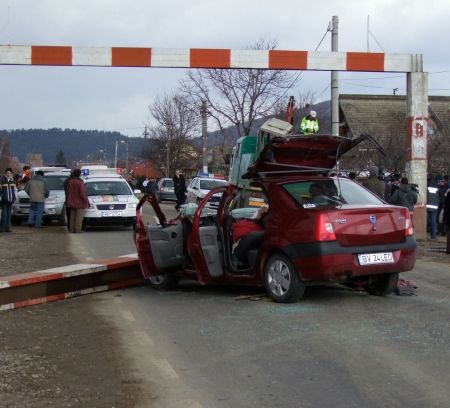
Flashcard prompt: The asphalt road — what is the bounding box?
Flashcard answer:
[66,200,450,408]
[90,262,450,408]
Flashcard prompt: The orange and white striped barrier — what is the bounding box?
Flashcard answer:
[0,254,144,311]
[0,45,422,72]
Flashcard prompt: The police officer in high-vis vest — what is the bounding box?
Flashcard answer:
[300,110,319,135]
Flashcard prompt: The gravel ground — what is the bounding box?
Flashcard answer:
[0,225,142,408]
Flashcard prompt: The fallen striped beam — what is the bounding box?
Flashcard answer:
[0,254,144,311]
[0,45,423,72]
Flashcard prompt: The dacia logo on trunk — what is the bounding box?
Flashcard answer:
[369,215,377,225]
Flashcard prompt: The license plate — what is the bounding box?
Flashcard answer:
[101,211,122,217]
[358,252,394,265]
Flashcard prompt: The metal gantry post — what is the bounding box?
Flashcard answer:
[331,15,339,136]
[405,69,428,237]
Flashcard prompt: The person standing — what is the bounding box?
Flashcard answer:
[63,170,75,231]
[66,169,89,233]
[173,169,187,211]
[426,173,439,240]
[444,186,450,254]
[389,177,418,216]
[25,170,48,228]
[146,177,158,195]
[0,168,17,232]
[300,110,319,135]
[362,166,385,199]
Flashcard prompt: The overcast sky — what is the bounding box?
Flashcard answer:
[1,0,449,137]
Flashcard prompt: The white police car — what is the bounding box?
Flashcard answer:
[81,167,140,229]
[186,174,227,207]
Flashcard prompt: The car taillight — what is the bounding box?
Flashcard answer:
[315,213,336,241]
[160,187,165,192]
[404,209,414,236]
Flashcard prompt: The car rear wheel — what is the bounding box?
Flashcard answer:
[149,274,179,290]
[364,272,399,296]
[265,253,305,303]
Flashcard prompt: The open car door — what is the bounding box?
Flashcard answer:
[134,193,184,279]
[244,133,384,178]
[187,186,228,284]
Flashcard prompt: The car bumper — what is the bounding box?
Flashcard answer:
[158,193,177,202]
[83,216,136,226]
[12,203,64,220]
[284,236,417,281]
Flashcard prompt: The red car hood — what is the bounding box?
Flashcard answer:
[244,134,383,178]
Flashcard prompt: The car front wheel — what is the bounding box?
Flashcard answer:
[265,253,305,303]
[364,272,399,296]
[149,274,179,290]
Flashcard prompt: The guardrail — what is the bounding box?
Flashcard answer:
[0,254,144,311]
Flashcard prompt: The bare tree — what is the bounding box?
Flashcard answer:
[0,135,13,170]
[180,39,299,138]
[142,93,200,176]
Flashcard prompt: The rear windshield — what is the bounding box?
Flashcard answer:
[85,181,132,196]
[162,179,174,187]
[44,175,68,190]
[199,179,227,190]
[283,179,384,208]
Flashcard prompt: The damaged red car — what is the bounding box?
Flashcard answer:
[134,130,416,303]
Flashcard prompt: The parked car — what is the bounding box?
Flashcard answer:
[11,171,69,226]
[155,178,177,202]
[82,169,139,229]
[134,134,416,303]
[186,176,228,207]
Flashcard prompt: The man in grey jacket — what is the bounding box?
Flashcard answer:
[25,170,49,228]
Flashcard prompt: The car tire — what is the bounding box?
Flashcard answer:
[11,216,22,226]
[264,253,305,303]
[149,274,179,290]
[363,272,399,296]
[58,205,66,226]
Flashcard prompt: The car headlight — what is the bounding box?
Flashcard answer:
[128,202,137,208]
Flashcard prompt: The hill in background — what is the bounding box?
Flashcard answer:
[1,100,331,166]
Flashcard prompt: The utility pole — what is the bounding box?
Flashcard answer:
[331,15,339,136]
[125,139,129,170]
[143,125,149,139]
[201,100,208,174]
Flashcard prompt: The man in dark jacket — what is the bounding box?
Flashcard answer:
[25,170,49,228]
[0,168,17,232]
[389,177,418,213]
[444,187,450,254]
[363,166,385,199]
[173,169,187,211]
[427,173,439,239]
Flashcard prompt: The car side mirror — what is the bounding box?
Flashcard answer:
[134,189,141,194]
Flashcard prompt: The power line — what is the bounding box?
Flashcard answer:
[267,24,332,111]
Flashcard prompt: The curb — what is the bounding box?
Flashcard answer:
[0,254,144,311]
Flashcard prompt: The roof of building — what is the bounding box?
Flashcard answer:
[339,94,450,139]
